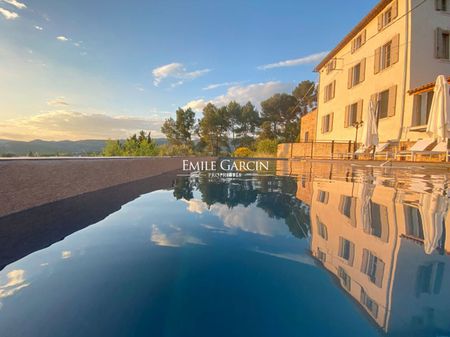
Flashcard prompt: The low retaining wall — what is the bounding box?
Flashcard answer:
[0,157,213,217]
[277,142,354,159]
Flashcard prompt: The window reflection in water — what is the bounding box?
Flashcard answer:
[277,161,450,337]
[182,160,450,336]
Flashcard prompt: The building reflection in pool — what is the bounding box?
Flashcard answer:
[173,167,450,337]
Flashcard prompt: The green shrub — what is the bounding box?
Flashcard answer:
[158,144,194,156]
[255,139,278,155]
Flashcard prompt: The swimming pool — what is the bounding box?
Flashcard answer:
[0,163,449,337]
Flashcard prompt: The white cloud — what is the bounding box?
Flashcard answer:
[34,25,43,31]
[202,81,242,91]
[56,36,69,42]
[183,199,209,214]
[2,0,26,9]
[150,224,204,247]
[0,110,166,141]
[0,269,30,299]
[152,62,210,87]
[183,198,288,237]
[184,81,293,112]
[47,96,69,107]
[0,7,18,19]
[61,251,72,259]
[258,51,329,70]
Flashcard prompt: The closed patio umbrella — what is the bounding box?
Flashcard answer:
[361,99,379,149]
[426,75,450,142]
[359,182,375,229]
[420,191,448,255]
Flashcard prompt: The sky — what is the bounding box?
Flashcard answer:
[0,0,378,141]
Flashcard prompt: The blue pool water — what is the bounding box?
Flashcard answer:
[0,166,449,337]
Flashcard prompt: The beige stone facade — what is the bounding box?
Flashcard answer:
[299,109,318,142]
[314,0,450,144]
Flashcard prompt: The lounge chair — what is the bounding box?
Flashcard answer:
[395,139,438,161]
[373,143,391,160]
[430,141,449,162]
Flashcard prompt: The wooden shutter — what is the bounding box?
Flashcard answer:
[391,34,400,64]
[361,30,367,44]
[349,241,355,265]
[321,116,325,133]
[377,14,383,31]
[344,105,350,127]
[348,67,353,89]
[351,39,356,54]
[360,58,366,83]
[357,100,364,122]
[361,249,369,273]
[374,258,385,288]
[330,112,334,131]
[332,81,336,99]
[436,28,444,58]
[374,47,381,74]
[380,205,389,242]
[392,0,398,19]
[388,85,397,117]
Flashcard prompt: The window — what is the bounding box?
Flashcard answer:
[375,35,400,73]
[415,262,444,297]
[351,30,366,53]
[382,41,392,69]
[404,205,424,240]
[436,28,450,60]
[345,100,363,128]
[321,113,333,133]
[373,86,397,119]
[338,267,351,291]
[339,195,356,224]
[361,289,379,318]
[304,131,309,142]
[383,8,393,26]
[412,92,434,126]
[326,59,337,74]
[435,0,448,11]
[317,248,326,262]
[364,202,389,242]
[339,237,355,266]
[324,81,335,102]
[317,217,328,240]
[317,190,329,204]
[361,249,385,287]
[348,59,366,88]
[378,1,397,31]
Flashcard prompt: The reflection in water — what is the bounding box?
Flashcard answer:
[0,269,29,301]
[173,168,450,336]
[0,162,449,337]
[278,162,450,337]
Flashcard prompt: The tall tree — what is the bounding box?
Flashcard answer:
[260,93,299,141]
[161,107,196,147]
[197,103,230,155]
[236,101,260,147]
[226,101,242,147]
[292,80,317,116]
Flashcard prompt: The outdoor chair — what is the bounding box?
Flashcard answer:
[395,139,437,161]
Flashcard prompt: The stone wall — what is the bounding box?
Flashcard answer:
[0,157,213,217]
[299,109,318,142]
[277,142,354,159]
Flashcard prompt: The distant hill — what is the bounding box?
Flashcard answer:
[0,139,167,157]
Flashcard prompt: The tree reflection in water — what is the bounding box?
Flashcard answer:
[173,175,310,239]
